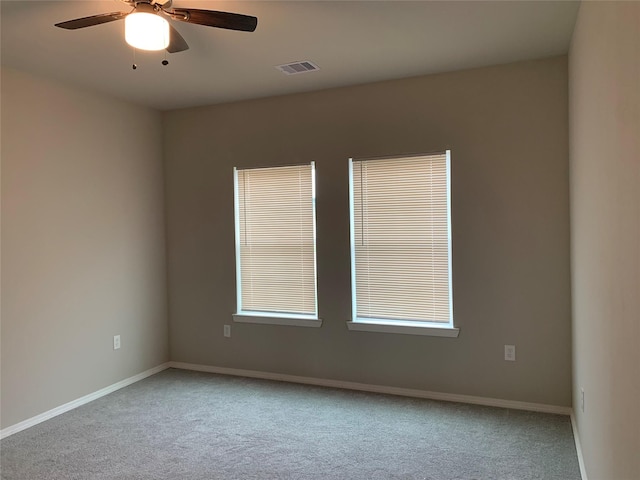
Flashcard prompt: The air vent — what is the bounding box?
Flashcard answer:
[275,61,320,75]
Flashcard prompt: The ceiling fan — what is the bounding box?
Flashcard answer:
[54,0,257,53]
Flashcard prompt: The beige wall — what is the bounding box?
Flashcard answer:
[164,56,572,406]
[1,69,169,429]
[569,3,640,479]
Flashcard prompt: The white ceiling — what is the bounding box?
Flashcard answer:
[1,0,580,111]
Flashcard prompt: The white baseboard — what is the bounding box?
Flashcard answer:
[570,412,589,480]
[169,361,572,415]
[0,363,170,440]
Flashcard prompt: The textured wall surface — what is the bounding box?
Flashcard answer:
[1,69,169,429]
[569,2,640,479]
[164,57,572,407]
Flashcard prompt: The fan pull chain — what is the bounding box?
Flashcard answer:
[162,27,169,66]
[132,47,137,70]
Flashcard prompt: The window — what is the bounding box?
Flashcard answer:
[233,163,320,327]
[347,152,457,337]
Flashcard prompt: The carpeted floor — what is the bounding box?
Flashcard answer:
[0,368,581,480]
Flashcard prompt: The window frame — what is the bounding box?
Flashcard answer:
[347,151,458,337]
[232,162,322,328]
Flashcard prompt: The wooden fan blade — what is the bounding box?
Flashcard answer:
[55,12,127,30]
[167,25,189,53]
[170,9,257,32]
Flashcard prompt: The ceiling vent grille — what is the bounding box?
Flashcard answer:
[276,61,320,75]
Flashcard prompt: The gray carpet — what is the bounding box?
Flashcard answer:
[1,368,581,480]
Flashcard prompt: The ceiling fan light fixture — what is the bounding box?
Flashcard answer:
[125,12,169,51]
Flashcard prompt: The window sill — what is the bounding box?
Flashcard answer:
[346,320,459,337]
[233,313,322,328]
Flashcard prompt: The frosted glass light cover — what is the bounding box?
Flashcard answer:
[125,12,169,51]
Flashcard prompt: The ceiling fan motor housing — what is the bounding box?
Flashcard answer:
[134,3,158,15]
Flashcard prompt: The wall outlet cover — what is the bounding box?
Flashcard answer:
[504,344,516,361]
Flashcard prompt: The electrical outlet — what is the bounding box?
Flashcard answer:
[504,344,516,361]
[113,335,121,350]
[580,388,585,412]
[224,325,231,338]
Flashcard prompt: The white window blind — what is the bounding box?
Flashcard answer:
[234,163,318,317]
[349,152,452,325]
